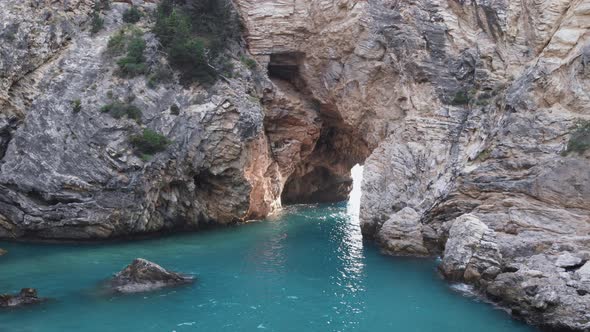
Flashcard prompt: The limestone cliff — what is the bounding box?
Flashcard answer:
[1,0,589,330]
[235,0,590,330]
[0,0,282,239]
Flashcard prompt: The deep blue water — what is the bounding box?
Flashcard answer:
[0,204,535,332]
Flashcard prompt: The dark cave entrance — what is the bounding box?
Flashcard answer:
[266,53,370,205]
[267,52,306,89]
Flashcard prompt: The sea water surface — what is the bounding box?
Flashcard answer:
[0,167,535,332]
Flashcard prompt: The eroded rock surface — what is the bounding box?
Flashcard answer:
[0,288,45,308]
[0,0,282,239]
[376,207,428,256]
[234,0,590,330]
[1,0,589,330]
[440,214,502,283]
[109,258,192,293]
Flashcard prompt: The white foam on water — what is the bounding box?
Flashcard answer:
[450,283,476,296]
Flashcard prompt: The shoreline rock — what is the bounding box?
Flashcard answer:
[0,0,588,331]
[438,215,590,331]
[0,288,45,308]
[109,259,193,293]
[439,215,502,283]
[376,207,429,256]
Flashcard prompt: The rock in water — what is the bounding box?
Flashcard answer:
[109,259,193,293]
[0,288,45,308]
[0,248,6,256]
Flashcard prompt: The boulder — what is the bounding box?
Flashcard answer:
[555,252,583,268]
[109,258,193,293]
[376,207,429,255]
[0,288,45,308]
[440,214,502,282]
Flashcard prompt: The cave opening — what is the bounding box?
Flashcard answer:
[267,52,307,91]
[266,53,371,206]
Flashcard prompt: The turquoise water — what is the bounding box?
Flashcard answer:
[0,204,534,332]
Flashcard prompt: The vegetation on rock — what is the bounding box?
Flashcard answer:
[122,6,142,24]
[240,55,257,70]
[100,101,142,122]
[116,34,147,77]
[130,129,170,155]
[152,0,241,85]
[564,120,590,155]
[90,11,105,34]
[96,0,111,11]
[147,66,174,88]
[451,89,471,105]
[170,104,180,115]
[106,29,127,56]
[71,99,82,113]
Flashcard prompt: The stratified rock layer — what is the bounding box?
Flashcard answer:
[234,0,590,330]
[440,214,502,282]
[0,0,282,239]
[0,0,589,330]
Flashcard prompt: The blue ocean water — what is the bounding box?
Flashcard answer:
[0,203,534,332]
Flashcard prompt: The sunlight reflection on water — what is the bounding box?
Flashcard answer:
[0,161,535,332]
[331,164,366,328]
[346,164,363,220]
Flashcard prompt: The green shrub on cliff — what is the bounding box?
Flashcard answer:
[147,66,174,88]
[107,30,127,55]
[152,0,241,85]
[100,101,142,121]
[130,129,170,154]
[451,90,470,105]
[116,35,147,77]
[95,0,111,11]
[122,6,142,23]
[564,120,590,155]
[153,5,215,84]
[71,99,82,113]
[90,11,105,34]
[170,103,180,115]
[240,55,257,70]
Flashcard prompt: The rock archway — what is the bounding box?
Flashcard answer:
[262,52,370,205]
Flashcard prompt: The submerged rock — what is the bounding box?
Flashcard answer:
[109,259,193,293]
[0,248,6,256]
[0,288,45,308]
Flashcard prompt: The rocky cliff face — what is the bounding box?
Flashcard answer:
[1,0,589,330]
[235,0,590,330]
[0,0,284,239]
